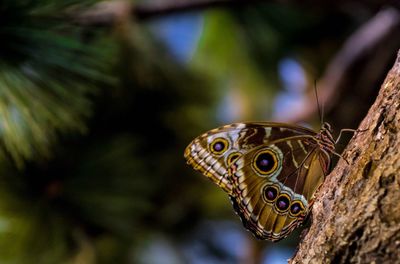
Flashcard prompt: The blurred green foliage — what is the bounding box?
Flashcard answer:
[0,1,219,263]
[0,0,389,263]
[0,0,113,167]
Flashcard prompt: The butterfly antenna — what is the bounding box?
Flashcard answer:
[314,80,324,125]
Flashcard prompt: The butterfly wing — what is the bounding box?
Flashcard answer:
[184,123,317,195]
[229,137,331,241]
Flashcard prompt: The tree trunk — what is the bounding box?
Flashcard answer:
[290,50,400,263]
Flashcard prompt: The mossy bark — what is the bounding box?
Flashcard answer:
[290,50,400,264]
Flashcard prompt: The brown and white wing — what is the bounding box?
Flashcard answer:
[229,137,330,241]
[184,122,316,195]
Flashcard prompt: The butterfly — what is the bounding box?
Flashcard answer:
[184,121,339,241]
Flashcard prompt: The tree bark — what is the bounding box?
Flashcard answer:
[290,50,400,263]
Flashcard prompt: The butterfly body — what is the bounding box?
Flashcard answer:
[184,122,335,241]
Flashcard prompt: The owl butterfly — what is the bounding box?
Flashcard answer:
[184,122,338,241]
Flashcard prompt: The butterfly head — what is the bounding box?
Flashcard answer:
[317,122,335,152]
[321,122,332,133]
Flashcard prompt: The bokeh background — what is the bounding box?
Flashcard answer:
[0,1,399,263]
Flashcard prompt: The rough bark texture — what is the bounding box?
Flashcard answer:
[290,51,400,263]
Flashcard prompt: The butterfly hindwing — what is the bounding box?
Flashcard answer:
[229,137,330,241]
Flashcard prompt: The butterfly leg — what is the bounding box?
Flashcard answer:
[335,129,356,144]
[331,151,350,165]
[335,128,369,144]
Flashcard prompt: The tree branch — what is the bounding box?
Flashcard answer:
[134,0,261,20]
[74,0,262,26]
[283,7,400,125]
[290,50,400,263]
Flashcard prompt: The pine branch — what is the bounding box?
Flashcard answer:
[0,1,114,166]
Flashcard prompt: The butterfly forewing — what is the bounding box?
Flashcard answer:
[184,123,315,195]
